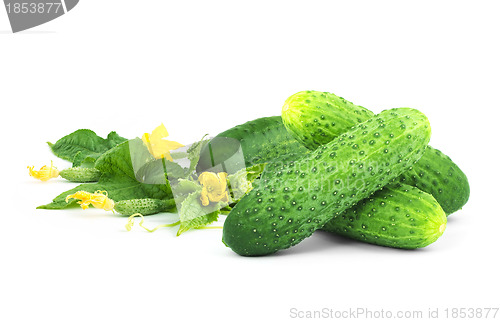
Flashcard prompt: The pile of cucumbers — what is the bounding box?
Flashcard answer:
[200,91,470,256]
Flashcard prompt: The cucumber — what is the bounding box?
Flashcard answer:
[196,116,309,173]
[321,183,447,249]
[114,198,177,216]
[397,147,469,214]
[282,90,374,149]
[222,108,431,256]
[262,146,449,249]
[59,167,102,182]
[282,90,469,214]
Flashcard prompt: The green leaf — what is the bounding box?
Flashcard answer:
[163,135,209,180]
[170,178,202,205]
[169,163,264,233]
[186,135,209,175]
[105,131,128,148]
[175,178,202,195]
[38,139,173,210]
[72,151,100,168]
[37,182,104,209]
[164,160,189,179]
[176,191,222,236]
[170,151,189,160]
[48,129,127,167]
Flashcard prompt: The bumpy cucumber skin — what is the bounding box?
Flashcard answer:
[222,108,431,256]
[322,183,447,249]
[114,198,176,216]
[282,90,470,215]
[59,167,101,182]
[282,91,375,149]
[196,116,309,172]
[397,147,470,215]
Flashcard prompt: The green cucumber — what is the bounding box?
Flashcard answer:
[196,116,309,173]
[282,90,469,214]
[321,183,447,249]
[282,91,374,148]
[222,108,431,256]
[114,198,177,216]
[59,167,102,182]
[396,147,469,215]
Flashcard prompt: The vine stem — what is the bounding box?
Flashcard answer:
[125,213,180,233]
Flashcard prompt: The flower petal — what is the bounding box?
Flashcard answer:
[28,161,59,181]
[164,140,184,151]
[142,125,183,160]
[65,190,114,211]
[200,187,210,206]
[199,172,219,187]
[150,124,169,142]
[198,171,229,206]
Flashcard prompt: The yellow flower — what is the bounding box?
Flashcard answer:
[27,161,59,181]
[65,190,115,211]
[198,172,229,206]
[142,124,184,161]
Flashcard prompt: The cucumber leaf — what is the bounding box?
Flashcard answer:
[169,163,265,233]
[186,135,209,174]
[38,139,173,210]
[167,135,210,180]
[176,191,222,236]
[173,178,202,205]
[172,163,265,235]
[39,129,261,234]
[176,178,202,194]
[48,129,127,167]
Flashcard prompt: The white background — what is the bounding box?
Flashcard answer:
[1,1,499,321]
